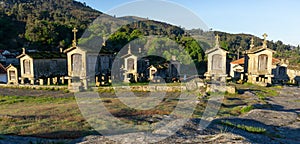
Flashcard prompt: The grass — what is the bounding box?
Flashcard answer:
[112,82,184,87]
[294,99,300,103]
[0,84,277,139]
[97,87,115,93]
[240,105,254,114]
[234,83,279,101]
[0,95,92,139]
[0,92,191,139]
[220,120,266,134]
[256,88,278,100]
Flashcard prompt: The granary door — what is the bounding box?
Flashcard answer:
[72,54,82,76]
[127,58,135,71]
[212,54,222,72]
[258,54,268,72]
[24,59,31,75]
[9,71,16,80]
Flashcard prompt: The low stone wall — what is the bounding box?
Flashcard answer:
[0,84,68,90]
[96,85,188,92]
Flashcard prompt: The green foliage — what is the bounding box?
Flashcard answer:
[221,120,266,134]
[0,0,101,51]
[102,20,205,71]
[240,105,254,114]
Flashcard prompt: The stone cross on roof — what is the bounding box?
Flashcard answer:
[128,44,132,54]
[250,37,255,49]
[22,48,26,54]
[72,27,78,47]
[262,33,268,48]
[102,36,106,46]
[215,34,220,48]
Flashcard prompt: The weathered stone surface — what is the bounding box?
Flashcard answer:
[226,85,236,94]
[243,109,298,126]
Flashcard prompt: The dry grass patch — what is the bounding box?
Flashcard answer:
[0,95,92,139]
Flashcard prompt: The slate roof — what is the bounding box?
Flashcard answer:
[205,46,228,54]
[63,46,114,54]
[17,51,66,59]
[0,63,6,74]
[246,46,276,54]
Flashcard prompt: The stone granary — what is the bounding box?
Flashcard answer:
[6,64,19,85]
[120,44,139,83]
[64,28,114,90]
[118,46,182,83]
[16,48,67,85]
[146,60,181,83]
[116,45,152,83]
[272,59,290,84]
[230,57,288,83]
[205,34,229,82]
[244,34,275,85]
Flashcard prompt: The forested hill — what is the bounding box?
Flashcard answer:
[0,0,102,51]
[0,0,299,67]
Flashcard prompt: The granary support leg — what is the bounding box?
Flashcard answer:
[39,79,44,86]
[47,78,51,86]
[68,78,72,88]
[30,78,34,85]
[61,77,65,85]
[21,78,24,85]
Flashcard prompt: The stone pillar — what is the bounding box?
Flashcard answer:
[61,77,65,85]
[134,73,138,82]
[123,73,129,83]
[221,76,226,82]
[47,78,51,86]
[82,78,88,90]
[39,79,44,86]
[21,78,24,85]
[30,78,34,85]
[96,76,100,87]
[253,76,257,83]
[68,78,72,89]
[267,77,272,84]
[53,77,58,85]
[109,76,112,83]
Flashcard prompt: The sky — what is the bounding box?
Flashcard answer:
[78,0,300,46]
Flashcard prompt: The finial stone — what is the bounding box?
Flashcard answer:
[72,27,78,47]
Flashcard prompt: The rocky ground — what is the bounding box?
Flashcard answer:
[0,86,299,144]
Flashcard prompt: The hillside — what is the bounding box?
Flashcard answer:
[0,0,299,67]
[0,0,102,51]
